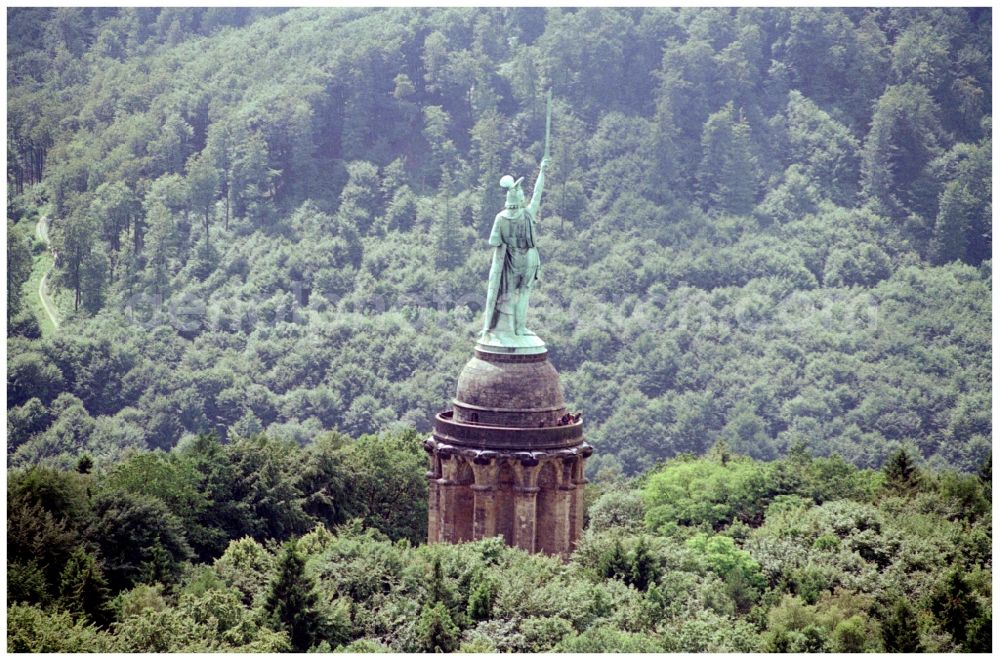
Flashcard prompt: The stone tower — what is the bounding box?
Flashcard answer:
[424,339,591,557]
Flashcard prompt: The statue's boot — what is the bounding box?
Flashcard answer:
[514,290,536,336]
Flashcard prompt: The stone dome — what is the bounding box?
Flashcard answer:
[454,350,567,427]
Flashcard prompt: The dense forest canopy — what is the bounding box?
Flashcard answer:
[6,7,991,473]
[6,432,992,652]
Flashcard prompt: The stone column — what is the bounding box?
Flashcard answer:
[437,454,459,543]
[571,457,588,548]
[513,486,539,552]
[554,483,574,556]
[424,441,441,544]
[512,459,541,553]
[427,477,440,543]
[470,459,499,540]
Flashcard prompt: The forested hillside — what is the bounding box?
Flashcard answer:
[6,8,991,472]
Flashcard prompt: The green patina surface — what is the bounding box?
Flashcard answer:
[478,92,552,355]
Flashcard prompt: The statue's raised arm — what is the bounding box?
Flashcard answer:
[527,158,548,218]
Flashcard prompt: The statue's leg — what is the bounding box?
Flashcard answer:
[481,247,506,336]
[515,250,539,336]
[515,284,535,336]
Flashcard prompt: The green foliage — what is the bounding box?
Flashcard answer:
[520,616,575,652]
[7,467,90,595]
[85,490,193,593]
[697,102,757,215]
[416,601,460,653]
[929,566,986,651]
[109,587,290,652]
[783,91,860,205]
[861,82,946,219]
[223,435,314,541]
[265,542,327,652]
[338,638,394,652]
[830,614,867,652]
[213,536,275,606]
[643,456,779,531]
[5,447,991,652]
[685,534,764,591]
[596,538,630,582]
[761,595,831,652]
[336,429,428,544]
[7,219,34,323]
[8,561,50,606]
[587,486,646,533]
[554,625,662,652]
[659,610,762,652]
[880,598,923,652]
[883,447,921,492]
[628,536,657,591]
[466,572,496,622]
[101,451,218,558]
[7,604,109,653]
[58,547,113,625]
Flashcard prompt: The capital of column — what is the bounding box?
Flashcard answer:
[512,460,542,490]
[470,458,499,487]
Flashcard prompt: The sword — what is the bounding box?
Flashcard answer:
[537,89,552,226]
[544,88,552,160]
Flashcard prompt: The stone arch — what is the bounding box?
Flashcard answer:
[456,457,474,484]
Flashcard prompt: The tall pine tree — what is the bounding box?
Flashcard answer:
[58,547,112,626]
[697,101,757,215]
[265,542,327,652]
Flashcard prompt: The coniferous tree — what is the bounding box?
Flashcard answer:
[881,598,922,652]
[265,542,326,652]
[185,151,219,244]
[75,454,93,474]
[466,572,495,621]
[697,102,757,215]
[628,536,657,591]
[860,82,945,220]
[976,456,991,500]
[416,601,459,653]
[598,538,630,582]
[930,567,982,651]
[58,547,112,626]
[7,220,33,322]
[964,613,992,653]
[884,448,920,492]
[426,554,446,605]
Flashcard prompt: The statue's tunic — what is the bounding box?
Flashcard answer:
[489,208,540,296]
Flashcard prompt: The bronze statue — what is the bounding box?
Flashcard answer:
[480,91,552,346]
